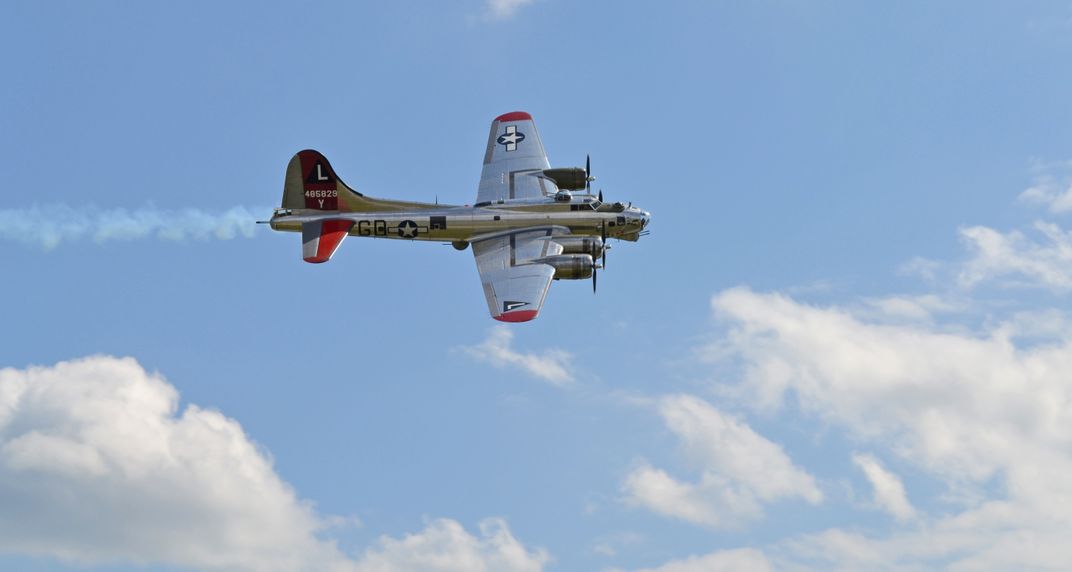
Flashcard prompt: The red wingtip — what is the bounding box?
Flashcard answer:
[493,310,539,323]
[495,111,532,122]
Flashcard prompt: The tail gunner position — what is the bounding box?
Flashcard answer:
[265,111,651,322]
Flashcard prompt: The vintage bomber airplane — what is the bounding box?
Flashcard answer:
[266,111,651,322]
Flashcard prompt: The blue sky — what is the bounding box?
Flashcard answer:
[3,1,1072,570]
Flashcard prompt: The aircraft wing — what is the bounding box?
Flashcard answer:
[472,227,565,322]
[476,112,553,203]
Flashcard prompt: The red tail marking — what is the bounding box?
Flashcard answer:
[494,310,539,323]
[495,111,532,122]
[298,150,339,210]
[304,220,352,263]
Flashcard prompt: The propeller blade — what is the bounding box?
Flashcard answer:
[598,189,603,203]
[592,266,597,293]
[601,221,607,269]
[583,156,598,194]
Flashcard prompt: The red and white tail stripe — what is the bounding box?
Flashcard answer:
[301,220,353,263]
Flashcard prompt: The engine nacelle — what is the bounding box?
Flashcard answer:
[542,167,588,191]
[555,236,604,258]
[536,254,594,280]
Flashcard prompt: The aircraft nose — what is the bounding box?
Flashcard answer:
[641,211,651,228]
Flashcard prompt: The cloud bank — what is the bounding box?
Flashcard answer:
[0,205,264,250]
[0,356,548,571]
[688,286,1072,569]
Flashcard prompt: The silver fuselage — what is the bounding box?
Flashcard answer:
[269,198,651,244]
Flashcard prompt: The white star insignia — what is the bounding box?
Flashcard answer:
[497,125,525,151]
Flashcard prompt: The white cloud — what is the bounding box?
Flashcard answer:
[623,464,760,527]
[355,518,549,572]
[457,326,575,385]
[773,499,1072,570]
[0,356,548,572]
[485,0,539,20]
[658,395,823,504]
[590,531,644,558]
[712,287,1072,480]
[957,222,1072,290]
[624,548,773,572]
[1018,160,1072,214]
[0,205,263,250]
[697,286,1072,569]
[852,453,916,522]
[662,518,1072,572]
[622,395,821,528]
[899,169,1072,292]
[858,294,958,323]
[0,355,352,571]
[898,256,943,282]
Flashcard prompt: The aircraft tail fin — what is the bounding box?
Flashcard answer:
[280,149,441,214]
[281,149,363,212]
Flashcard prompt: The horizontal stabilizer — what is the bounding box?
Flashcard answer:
[302,220,353,263]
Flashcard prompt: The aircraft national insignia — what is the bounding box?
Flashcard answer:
[397,220,419,238]
[503,300,529,312]
[496,125,525,152]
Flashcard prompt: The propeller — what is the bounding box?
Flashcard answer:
[601,221,608,269]
[591,259,604,293]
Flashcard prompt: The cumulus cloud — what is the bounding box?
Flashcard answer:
[0,356,548,571]
[695,286,1072,569]
[712,287,1072,479]
[0,355,352,570]
[485,0,539,20]
[457,326,575,385]
[899,163,1072,292]
[0,205,263,250]
[356,518,548,572]
[852,453,916,522]
[622,395,821,528]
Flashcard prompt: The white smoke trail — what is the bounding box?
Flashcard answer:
[0,205,268,250]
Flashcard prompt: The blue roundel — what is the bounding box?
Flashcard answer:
[496,125,526,151]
